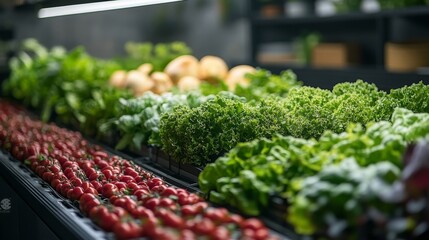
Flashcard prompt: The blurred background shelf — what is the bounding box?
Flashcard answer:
[251,6,429,24]
[250,1,429,89]
[254,63,429,90]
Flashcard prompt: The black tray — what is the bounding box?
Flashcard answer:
[0,150,112,240]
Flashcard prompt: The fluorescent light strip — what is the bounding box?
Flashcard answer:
[38,0,183,18]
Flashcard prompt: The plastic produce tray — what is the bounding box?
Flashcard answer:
[0,104,292,239]
[0,150,112,240]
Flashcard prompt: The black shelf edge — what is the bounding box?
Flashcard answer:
[252,6,429,25]
[252,12,378,25]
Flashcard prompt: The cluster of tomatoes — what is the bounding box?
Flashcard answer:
[0,101,276,240]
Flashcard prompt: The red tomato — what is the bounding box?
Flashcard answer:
[80,182,92,190]
[70,177,83,187]
[93,151,108,159]
[144,198,160,210]
[101,169,113,180]
[114,197,137,212]
[159,197,175,207]
[101,166,113,172]
[97,160,109,169]
[230,214,244,225]
[113,221,141,240]
[79,193,101,214]
[126,182,141,192]
[179,229,196,240]
[109,194,121,204]
[119,175,134,183]
[147,177,163,189]
[90,206,120,231]
[51,178,62,189]
[111,206,127,218]
[42,171,54,182]
[176,188,189,195]
[193,218,215,235]
[114,181,127,191]
[48,165,60,174]
[79,162,93,172]
[241,218,265,231]
[67,187,84,201]
[186,193,201,204]
[254,228,269,240]
[64,168,77,179]
[204,208,230,223]
[159,209,184,229]
[84,187,99,195]
[88,172,101,181]
[101,183,119,198]
[60,182,72,197]
[242,229,255,239]
[193,202,208,214]
[161,187,177,197]
[134,189,150,201]
[151,185,167,193]
[55,183,63,193]
[85,168,97,178]
[130,206,154,219]
[30,162,39,171]
[35,165,46,176]
[211,226,230,240]
[57,155,68,165]
[90,180,103,192]
[181,205,197,216]
[63,162,78,170]
[123,167,139,179]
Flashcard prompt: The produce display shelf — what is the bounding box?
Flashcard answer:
[0,119,292,240]
[0,150,112,240]
[88,136,297,239]
[90,137,302,240]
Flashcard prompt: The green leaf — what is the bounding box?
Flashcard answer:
[115,133,133,150]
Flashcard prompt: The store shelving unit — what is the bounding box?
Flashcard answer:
[0,129,291,239]
[249,1,429,89]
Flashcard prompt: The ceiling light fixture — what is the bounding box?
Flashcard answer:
[38,0,183,18]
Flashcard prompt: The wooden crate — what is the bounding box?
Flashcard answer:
[385,42,429,72]
[312,43,360,68]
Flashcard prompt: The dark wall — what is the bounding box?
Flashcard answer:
[12,0,249,63]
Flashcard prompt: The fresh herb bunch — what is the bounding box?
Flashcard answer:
[161,80,429,167]
[3,39,125,127]
[289,140,429,238]
[160,94,290,166]
[288,158,400,236]
[100,92,210,151]
[234,69,302,100]
[388,81,429,114]
[199,108,429,216]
